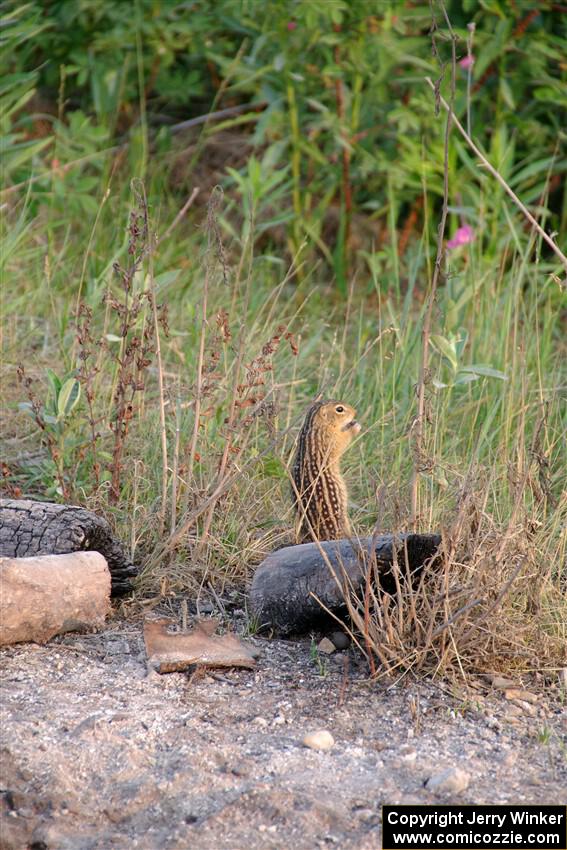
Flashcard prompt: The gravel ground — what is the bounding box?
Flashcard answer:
[1,616,566,850]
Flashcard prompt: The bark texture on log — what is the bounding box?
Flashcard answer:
[0,499,137,596]
[250,533,441,634]
[0,552,111,646]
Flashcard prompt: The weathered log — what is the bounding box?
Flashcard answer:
[250,533,442,634]
[0,499,137,596]
[0,552,111,646]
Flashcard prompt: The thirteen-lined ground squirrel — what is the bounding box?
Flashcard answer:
[292,400,361,543]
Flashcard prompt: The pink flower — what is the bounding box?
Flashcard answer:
[459,55,475,70]
[287,21,297,31]
[447,225,475,249]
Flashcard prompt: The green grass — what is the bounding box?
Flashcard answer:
[2,161,565,675]
[2,170,565,552]
[1,0,565,676]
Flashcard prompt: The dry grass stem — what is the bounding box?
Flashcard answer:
[347,477,566,680]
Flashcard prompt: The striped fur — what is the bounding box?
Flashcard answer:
[292,400,356,543]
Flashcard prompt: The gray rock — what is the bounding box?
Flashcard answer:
[426,767,470,795]
[330,631,350,650]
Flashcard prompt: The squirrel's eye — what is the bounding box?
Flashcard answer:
[335,405,344,413]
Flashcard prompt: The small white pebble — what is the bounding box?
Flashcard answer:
[303,729,335,751]
[398,747,417,763]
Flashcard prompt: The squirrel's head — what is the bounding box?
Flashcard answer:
[308,400,361,457]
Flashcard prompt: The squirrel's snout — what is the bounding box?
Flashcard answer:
[343,419,361,435]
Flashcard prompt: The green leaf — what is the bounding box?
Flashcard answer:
[500,78,516,111]
[77,193,102,217]
[445,297,458,332]
[46,369,62,401]
[511,156,565,189]
[454,372,479,385]
[0,136,52,175]
[430,335,458,372]
[455,328,469,359]
[260,455,286,478]
[460,365,508,380]
[57,378,81,418]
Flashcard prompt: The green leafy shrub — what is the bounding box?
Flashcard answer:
[3,0,564,281]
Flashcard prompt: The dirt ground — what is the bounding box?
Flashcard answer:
[1,611,566,850]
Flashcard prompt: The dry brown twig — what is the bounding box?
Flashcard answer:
[132,179,169,533]
[193,190,244,561]
[160,187,200,243]
[106,191,153,504]
[184,190,223,497]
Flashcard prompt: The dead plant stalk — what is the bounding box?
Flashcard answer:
[186,277,208,492]
[194,325,246,559]
[138,181,169,532]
